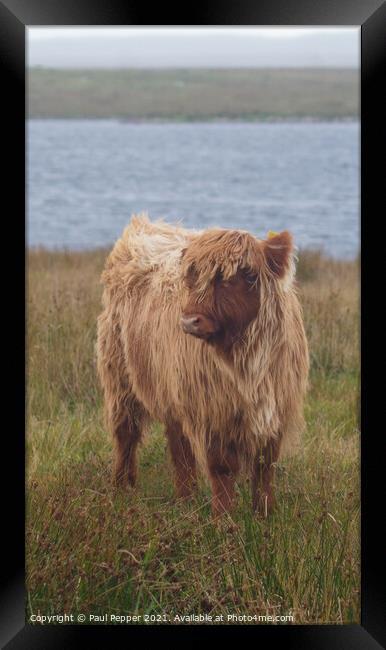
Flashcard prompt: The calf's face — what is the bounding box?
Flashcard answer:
[180,228,293,350]
[181,268,260,345]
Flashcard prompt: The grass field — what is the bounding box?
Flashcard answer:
[28,68,359,120]
[26,247,360,625]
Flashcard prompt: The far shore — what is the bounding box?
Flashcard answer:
[29,68,359,121]
[27,115,359,123]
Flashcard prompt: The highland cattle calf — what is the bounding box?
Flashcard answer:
[96,214,309,516]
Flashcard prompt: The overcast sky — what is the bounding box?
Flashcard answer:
[28,27,359,68]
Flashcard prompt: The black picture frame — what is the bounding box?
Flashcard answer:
[2,0,385,647]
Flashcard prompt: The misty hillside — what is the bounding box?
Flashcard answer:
[28,68,359,120]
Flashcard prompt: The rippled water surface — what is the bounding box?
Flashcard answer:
[28,120,359,258]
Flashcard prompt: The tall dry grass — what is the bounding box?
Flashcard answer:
[26,247,360,625]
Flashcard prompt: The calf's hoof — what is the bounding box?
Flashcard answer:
[210,496,235,520]
[113,468,136,489]
[175,478,197,501]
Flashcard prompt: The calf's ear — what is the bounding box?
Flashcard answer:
[263,231,293,279]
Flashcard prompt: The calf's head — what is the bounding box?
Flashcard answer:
[180,228,294,349]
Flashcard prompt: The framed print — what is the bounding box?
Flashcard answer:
[1,0,385,647]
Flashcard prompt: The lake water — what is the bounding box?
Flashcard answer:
[27,120,360,258]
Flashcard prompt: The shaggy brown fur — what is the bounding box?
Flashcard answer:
[96,214,309,516]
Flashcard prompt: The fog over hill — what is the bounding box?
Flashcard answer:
[28,28,359,69]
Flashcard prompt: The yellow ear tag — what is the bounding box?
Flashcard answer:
[267,230,279,239]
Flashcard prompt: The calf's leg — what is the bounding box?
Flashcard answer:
[113,404,144,488]
[207,440,239,517]
[97,317,146,488]
[252,436,281,516]
[165,424,197,498]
